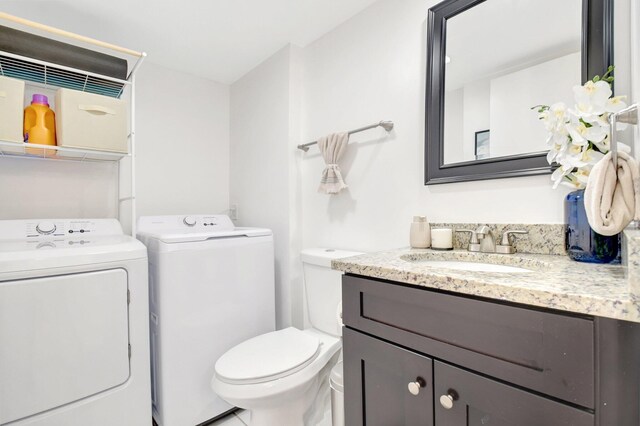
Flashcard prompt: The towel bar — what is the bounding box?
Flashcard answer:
[609,104,638,169]
[297,120,394,152]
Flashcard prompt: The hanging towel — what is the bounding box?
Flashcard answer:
[318,132,349,194]
[584,151,640,236]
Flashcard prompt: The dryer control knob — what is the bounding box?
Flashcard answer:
[183,216,197,227]
[36,221,56,235]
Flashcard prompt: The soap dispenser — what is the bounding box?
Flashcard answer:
[410,216,431,248]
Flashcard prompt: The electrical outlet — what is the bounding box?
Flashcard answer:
[229,204,238,221]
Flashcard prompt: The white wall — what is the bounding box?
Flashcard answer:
[135,63,230,218]
[0,158,119,220]
[229,46,303,329]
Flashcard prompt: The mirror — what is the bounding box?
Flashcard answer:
[425,0,613,185]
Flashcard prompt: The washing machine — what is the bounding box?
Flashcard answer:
[0,218,151,426]
[137,215,275,426]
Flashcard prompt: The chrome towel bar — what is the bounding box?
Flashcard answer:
[297,120,394,152]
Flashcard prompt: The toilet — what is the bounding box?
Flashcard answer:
[211,248,362,426]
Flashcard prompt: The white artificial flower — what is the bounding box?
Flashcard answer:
[574,168,591,186]
[551,164,574,189]
[582,148,605,166]
[541,102,569,131]
[566,118,607,145]
[546,139,567,164]
[605,95,627,113]
[561,177,585,190]
[558,144,589,169]
[572,80,612,118]
[536,72,628,189]
[593,135,610,153]
[546,125,569,147]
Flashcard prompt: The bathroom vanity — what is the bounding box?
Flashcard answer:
[335,232,640,426]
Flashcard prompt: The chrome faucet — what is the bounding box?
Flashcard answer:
[456,227,528,254]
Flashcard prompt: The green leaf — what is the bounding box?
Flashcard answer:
[590,65,616,85]
[531,104,549,111]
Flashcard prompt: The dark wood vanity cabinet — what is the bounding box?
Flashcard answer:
[342,275,640,426]
[433,361,593,426]
[344,328,433,425]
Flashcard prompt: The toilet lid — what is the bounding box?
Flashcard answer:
[215,327,321,385]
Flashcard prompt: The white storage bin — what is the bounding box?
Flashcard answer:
[0,76,25,144]
[55,88,128,153]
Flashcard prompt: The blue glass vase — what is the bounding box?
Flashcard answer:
[565,190,620,263]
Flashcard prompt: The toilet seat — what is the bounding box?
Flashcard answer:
[215,328,321,385]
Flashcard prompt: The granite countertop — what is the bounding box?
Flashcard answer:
[332,247,640,323]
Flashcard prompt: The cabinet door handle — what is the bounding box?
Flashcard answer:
[439,389,458,409]
[407,377,427,396]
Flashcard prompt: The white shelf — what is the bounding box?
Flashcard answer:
[0,140,128,162]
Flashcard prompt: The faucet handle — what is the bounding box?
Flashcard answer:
[497,230,528,254]
[455,229,479,244]
[455,229,480,252]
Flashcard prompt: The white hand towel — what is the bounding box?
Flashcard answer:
[318,132,349,195]
[584,151,640,236]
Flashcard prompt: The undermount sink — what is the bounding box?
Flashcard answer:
[403,259,532,273]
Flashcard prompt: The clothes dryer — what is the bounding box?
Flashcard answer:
[0,219,150,426]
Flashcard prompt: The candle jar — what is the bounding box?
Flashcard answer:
[431,228,453,250]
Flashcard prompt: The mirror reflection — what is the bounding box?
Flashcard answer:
[442,0,582,165]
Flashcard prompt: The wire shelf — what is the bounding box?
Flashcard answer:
[0,140,128,162]
[0,51,128,98]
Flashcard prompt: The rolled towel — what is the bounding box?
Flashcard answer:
[318,132,349,195]
[584,151,640,236]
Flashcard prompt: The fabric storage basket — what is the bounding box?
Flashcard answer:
[0,76,25,144]
[55,88,128,153]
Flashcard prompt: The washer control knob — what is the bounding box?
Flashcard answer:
[36,221,56,235]
[183,216,197,227]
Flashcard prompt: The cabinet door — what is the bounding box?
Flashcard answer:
[434,361,593,426]
[343,327,433,426]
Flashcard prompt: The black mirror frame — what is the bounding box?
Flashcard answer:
[424,0,614,185]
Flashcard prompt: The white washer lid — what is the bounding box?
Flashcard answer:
[215,328,320,384]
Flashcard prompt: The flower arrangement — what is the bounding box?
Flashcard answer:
[533,66,629,189]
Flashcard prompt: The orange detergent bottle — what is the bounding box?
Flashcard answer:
[24,94,56,146]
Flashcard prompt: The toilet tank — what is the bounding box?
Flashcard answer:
[301,248,363,337]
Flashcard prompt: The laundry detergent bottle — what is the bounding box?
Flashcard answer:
[24,94,56,146]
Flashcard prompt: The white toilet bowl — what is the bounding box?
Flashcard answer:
[211,328,341,426]
[211,248,362,426]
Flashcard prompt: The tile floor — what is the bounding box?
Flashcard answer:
[210,409,249,426]
[208,407,333,426]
